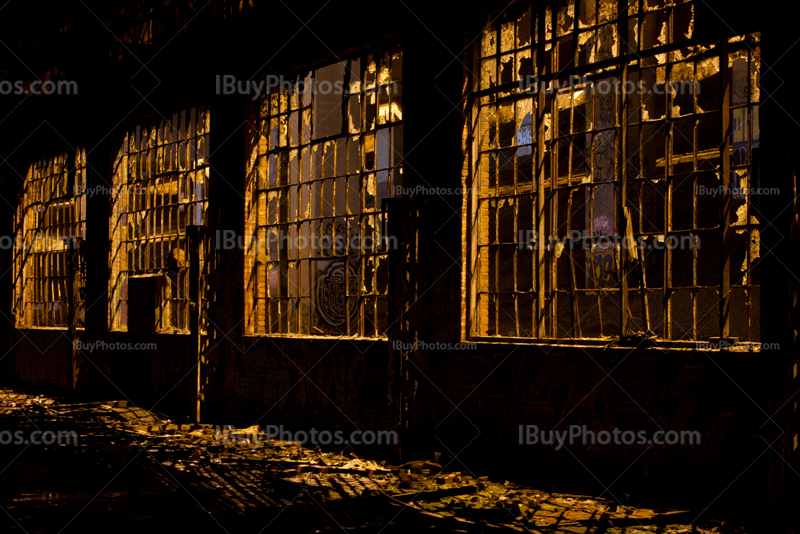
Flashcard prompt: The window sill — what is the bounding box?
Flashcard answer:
[16,326,85,332]
[464,336,765,352]
[243,333,388,342]
[107,329,207,336]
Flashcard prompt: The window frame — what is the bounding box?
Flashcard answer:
[244,44,404,339]
[108,104,211,334]
[13,148,87,330]
[463,0,762,347]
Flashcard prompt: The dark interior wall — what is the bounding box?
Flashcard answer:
[759,6,800,530]
[204,337,394,431]
[404,343,766,508]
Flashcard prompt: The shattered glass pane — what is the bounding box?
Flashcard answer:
[248,46,402,337]
[109,106,210,333]
[468,2,760,342]
[15,150,87,328]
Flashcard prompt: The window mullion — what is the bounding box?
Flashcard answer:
[720,39,732,339]
[535,1,548,338]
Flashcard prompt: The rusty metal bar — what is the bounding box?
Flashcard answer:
[535,1,548,337]
[568,1,581,340]
[571,0,580,72]
[187,225,201,422]
[67,237,82,391]
[639,238,651,332]
[619,55,631,337]
[720,40,732,338]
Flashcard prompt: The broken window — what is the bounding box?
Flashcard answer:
[13,149,87,328]
[109,106,210,333]
[467,0,761,343]
[245,45,402,337]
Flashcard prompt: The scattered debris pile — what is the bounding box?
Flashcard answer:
[0,390,744,533]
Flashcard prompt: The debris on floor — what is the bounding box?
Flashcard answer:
[0,389,747,534]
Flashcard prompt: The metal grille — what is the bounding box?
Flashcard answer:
[467,0,761,342]
[245,45,403,337]
[14,150,87,328]
[109,105,210,333]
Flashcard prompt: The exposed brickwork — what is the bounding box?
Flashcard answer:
[203,338,393,430]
